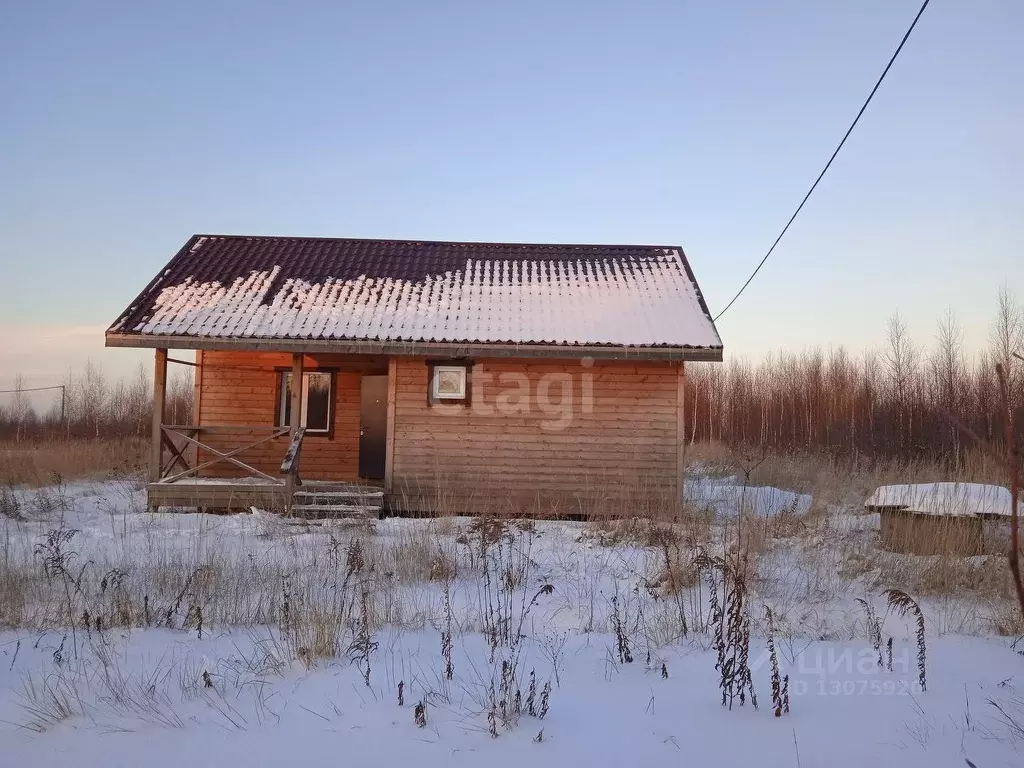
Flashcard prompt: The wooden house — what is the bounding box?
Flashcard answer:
[106,235,723,517]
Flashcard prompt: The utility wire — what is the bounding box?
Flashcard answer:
[0,384,66,394]
[713,0,932,323]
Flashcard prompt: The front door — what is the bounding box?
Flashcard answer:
[359,375,388,480]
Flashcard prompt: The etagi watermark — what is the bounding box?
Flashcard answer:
[750,647,923,697]
[430,359,597,431]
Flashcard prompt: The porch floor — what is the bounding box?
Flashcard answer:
[147,478,384,513]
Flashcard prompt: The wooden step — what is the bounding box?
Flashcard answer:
[287,480,382,520]
[292,489,383,501]
[300,481,383,491]
[290,503,379,519]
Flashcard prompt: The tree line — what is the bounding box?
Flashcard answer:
[685,289,1024,461]
[0,361,193,441]
[2,289,1022,461]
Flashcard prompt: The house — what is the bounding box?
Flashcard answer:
[106,235,723,517]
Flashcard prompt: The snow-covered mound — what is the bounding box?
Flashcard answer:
[685,474,812,518]
[864,482,1020,518]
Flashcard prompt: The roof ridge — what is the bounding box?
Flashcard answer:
[193,233,682,251]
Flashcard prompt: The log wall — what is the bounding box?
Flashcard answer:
[878,509,984,556]
[390,358,681,516]
[192,352,684,515]
[196,351,366,481]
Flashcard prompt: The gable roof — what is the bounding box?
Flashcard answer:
[106,235,723,360]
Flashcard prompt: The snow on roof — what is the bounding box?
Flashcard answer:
[107,235,722,351]
[864,482,1021,518]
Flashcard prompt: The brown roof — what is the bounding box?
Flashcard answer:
[107,234,722,359]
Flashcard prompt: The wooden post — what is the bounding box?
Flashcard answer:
[676,361,686,506]
[289,353,304,435]
[285,353,303,514]
[189,350,204,468]
[384,358,398,494]
[150,348,168,484]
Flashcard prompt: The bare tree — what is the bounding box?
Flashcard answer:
[931,309,965,456]
[166,368,194,426]
[0,358,194,440]
[129,362,151,435]
[990,286,1024,428]
[679,294,1022,461]
[78,360,108,438]
[11,374,32,443]
[882,312,919,452]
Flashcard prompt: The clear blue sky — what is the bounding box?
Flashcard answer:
[1,0,1020,386]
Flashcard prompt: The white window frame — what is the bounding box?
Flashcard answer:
[431,365,468,401]
[278,371,332,434]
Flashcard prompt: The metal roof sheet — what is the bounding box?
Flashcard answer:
[108,235,722,350]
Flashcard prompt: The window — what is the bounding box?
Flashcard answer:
[278,371,333,433]
[428,361,471,405]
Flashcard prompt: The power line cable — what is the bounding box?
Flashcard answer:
[0,384,66,394]
[713,0,932,323]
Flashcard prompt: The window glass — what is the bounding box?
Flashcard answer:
[279,372,332,432]
[304,373,331,431]
[433,366,466,399]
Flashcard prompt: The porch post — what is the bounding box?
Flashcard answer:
[150,348,168,483]
[676,361,686,506]
[289,353,303,437]
[189,350,203,467]
[384,357,397,494]
[282,353,304,513]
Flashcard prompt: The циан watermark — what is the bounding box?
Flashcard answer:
[750,645,922,697]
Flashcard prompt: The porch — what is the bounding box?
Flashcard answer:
[148,349,391,517]
[147,476,385,517]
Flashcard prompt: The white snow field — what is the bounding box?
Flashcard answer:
[1,477,1022,767]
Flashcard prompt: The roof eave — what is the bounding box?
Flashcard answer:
[105,332,724,362]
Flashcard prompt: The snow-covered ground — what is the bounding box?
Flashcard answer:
[685,473,813,518]
[1,477,1022,767]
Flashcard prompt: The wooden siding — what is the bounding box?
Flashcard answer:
[187,352,685,514]
[196,351,364,481]
[879,509,984,556]
[390,358,680,516]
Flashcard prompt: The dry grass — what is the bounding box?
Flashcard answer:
[1,512,384,634]
[684,441,1008,505]
[0,438,147,486]
[857,555,1023,636]
[382,530,460,582]
[584,517,673,548]
[1,444,1019,649]
[844,544,1015,598]
[394,469,688,523]
[647,556,701,596]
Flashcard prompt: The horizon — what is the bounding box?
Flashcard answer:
[2,0,1021,388]
[2,293,1016,415]
[1,279,1020,403]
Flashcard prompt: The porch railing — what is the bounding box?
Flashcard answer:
[156,424,290,485]
[279,427,306,515]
